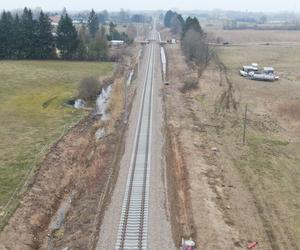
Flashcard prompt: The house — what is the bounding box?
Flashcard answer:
[50,15,61,26]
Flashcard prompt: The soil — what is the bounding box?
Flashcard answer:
[0,112,123,249]
[163,43,254,249]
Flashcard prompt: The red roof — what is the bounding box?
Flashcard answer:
[50,15,61,24]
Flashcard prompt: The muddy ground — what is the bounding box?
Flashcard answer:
[162,27,300,250]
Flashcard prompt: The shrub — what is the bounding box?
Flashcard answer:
[180,77,199,93]
[78,77,100,101]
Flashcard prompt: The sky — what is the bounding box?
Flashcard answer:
[1,0,299,12]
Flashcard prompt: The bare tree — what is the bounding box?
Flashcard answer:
[127,24,137,41]
[182,29,214,78]
[78,77,101,101]
[180,77,199,93]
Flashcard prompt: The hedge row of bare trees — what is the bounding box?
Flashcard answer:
[181,17,214,78]
[164,11,214,79]
[182,29,213,78]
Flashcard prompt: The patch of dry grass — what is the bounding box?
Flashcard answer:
[106,78,125,134]
[277,100,300,120]
[180,77,199,93]
[216,44,300,248]
[207,29,300,44]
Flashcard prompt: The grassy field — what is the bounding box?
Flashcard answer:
[217,43,300,248]
[0,60,113,223]
[210,29,300,44]
[162,26,300,248]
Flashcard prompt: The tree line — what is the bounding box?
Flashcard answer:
[0,8,55,59]
[164,10,185,35]
[0,8,132,61]
[164,10,214,78]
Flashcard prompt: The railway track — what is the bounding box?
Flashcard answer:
[115,40,155,250]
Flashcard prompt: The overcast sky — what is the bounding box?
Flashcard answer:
[1,0,299,12]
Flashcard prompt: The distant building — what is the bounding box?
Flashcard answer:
[50,15,61,26]
[110,40,125,46]
[72,18,87,25]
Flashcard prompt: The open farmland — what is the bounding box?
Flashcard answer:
[0,60,113,227]
[216,44,300,249]
[163,27,300,249]
[208,28,300,45]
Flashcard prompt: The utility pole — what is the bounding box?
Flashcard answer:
[243,104,248,145]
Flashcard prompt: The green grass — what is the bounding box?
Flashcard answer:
[234,132,300,246]
[0,60,113,226]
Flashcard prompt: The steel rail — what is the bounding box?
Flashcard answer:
[115,40,155,250]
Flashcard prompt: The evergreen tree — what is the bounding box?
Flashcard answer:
[88,9,99,39]
[109,22,117,35]
[164,10,185,35]
[0,7,109,61]
[108,22,118,40]
[0,11,16,58]
[177,14,185,27]
[56,13,78,59]
[170,15,183,34]
[20,8,36,59]
[12,14,22,58]
[77,25,89,60]
[91,31,108,60]
[183,17,203,37]
[35,11,55,59]
[164,10,175,28]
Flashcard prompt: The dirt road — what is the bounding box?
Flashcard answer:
[96,29,175,249]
